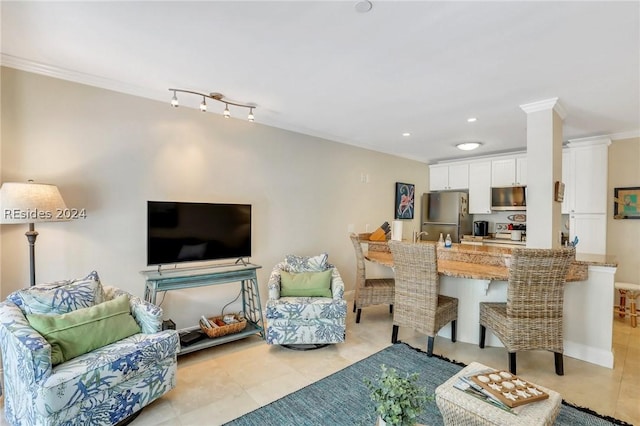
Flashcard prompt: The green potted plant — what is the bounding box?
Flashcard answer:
[364,364,432,426]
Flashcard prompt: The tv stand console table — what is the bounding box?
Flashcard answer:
[141,263,264,355]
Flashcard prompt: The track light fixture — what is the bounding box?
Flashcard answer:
[171,90,179,107]
[168,88,256,121]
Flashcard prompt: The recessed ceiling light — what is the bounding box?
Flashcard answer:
[402,132,411,137]
[355,0,372,13]
[456,142,482,151]
[467,117,477,123]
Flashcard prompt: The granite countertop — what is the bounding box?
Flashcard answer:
[363,242,616,282]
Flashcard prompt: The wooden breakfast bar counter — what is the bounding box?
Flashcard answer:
[364,241,618,368]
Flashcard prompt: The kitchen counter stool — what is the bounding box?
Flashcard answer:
[614,282,640,328]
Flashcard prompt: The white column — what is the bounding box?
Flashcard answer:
[520,98,566,249]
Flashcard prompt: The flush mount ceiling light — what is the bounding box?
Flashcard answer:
[456,142,482,151]
[402,132,411,137]
[168,89,256,121]
[467,117,477,123]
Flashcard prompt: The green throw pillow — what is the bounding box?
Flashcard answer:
[27,294,141,365]
[280,270,332,297]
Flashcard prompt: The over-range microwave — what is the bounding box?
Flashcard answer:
[491,186,526,211]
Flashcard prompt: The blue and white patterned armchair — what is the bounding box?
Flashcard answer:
[0,272,180,426]
[265,254,347,346]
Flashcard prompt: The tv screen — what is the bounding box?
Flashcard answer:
[147,201,251,266]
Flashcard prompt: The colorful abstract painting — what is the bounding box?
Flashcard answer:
[395,182,415,219]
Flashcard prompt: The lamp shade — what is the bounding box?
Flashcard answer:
[0,182,68,224]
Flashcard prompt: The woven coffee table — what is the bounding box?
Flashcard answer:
[435,362,562,425]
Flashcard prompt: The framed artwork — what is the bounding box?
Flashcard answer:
[614,186,640,219]
[394,182,415,219]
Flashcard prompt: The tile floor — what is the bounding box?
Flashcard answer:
[125,304,640,426]
[2,304,636,425]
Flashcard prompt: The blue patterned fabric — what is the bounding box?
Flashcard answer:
[284,253,329,273]
[7,271,104,315]
[0,284,179,426]
[266,259,346,345]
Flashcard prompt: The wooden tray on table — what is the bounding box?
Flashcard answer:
[469,370,549,408]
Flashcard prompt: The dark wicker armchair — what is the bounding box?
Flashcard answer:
[388,240,458,356]
[479,247,576,375]
[349,234,395,323]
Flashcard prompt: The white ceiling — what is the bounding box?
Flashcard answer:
[2,1,639,163]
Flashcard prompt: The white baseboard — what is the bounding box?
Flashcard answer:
[564,340,614,369]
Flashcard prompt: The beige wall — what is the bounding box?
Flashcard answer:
[0,67,427,327]
[607,137,640,283]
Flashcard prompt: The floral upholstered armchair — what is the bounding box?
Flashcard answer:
[0,271,180,426]
[265,253,347,346]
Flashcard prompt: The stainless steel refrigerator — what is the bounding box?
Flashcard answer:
[421,192,472,243]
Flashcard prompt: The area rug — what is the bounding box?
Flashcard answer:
[225,343,632,426]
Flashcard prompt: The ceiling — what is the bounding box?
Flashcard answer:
[1,1,639,163]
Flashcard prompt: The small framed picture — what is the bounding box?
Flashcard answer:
[614,186,640,219]
[554,181,565,202]
[394,182,415,219]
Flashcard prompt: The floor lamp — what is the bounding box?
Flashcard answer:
[0,181,69,286]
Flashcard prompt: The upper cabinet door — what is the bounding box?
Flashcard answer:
[468,161,492,214]
[429,163,469,191]
[573,144,607,214]
[448,163,469,190]
[491,158,517,187]
[429,165,450,191]
[491,157,526,186]
[562,150,575,214]
[515,156,527,186]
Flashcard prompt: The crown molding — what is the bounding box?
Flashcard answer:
[1,53,164,102]
[566,135,612,148]
[519,97,567,120]
[608,130,640,141]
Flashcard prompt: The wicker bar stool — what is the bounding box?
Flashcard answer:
[388,240,458,357]
[479,247,575,376]
[349,233,395,323]
[614,282,640,328]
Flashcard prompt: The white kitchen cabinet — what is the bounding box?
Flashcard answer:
[429,165,449,191]
[491,156,526,187]
[429,163,469,191]
[561,150,574,214]
[569,213,606,255]
[468,161,492,214]
[516,156,527,186]
[572,144,608,214]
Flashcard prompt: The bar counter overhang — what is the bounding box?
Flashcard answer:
[364,241,618,369]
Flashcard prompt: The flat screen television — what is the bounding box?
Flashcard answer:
[147,201,251,266]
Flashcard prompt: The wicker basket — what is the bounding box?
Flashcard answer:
[199,314,247,338]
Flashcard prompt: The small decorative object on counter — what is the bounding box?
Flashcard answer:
[438,233,445,247]
[445,234,452,248]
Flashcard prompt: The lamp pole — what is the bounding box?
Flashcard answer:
[26,223,38,286]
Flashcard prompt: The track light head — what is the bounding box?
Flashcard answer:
[170,91,179,107]
[223,104,231,118]
[200,97,207,112]
[248,108,255,122]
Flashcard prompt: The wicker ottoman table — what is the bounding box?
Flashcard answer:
[435,362,562,426]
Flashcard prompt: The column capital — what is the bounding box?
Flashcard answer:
[520,97,567,120]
